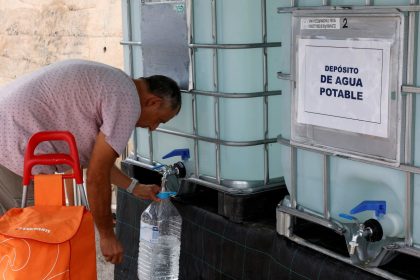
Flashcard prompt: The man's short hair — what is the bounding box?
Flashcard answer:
[142,75,181,110]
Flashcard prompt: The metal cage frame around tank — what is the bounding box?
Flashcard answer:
[121,0,284,193]
[276,1,420,279]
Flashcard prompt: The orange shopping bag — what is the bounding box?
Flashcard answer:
[0,131,97,279]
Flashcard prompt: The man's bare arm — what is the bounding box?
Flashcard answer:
[86,131,122,264]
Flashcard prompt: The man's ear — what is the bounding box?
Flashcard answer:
[144,95,163,108]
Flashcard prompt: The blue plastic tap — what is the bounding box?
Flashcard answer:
[350,200,386,218]
[339,200,386,221]
[162,148,190,161]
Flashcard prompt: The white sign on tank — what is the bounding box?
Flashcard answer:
[297,38,391,138]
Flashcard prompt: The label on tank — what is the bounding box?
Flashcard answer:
[297,38,391,138]
[301,18,340,30]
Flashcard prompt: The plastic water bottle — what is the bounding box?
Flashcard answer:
[137,191,182,280]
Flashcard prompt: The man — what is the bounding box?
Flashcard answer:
[0,59,181,264]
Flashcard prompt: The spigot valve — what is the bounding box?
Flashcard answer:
[349,238,359,255]
[348,224,370,255]
[349,201,385,242]
[152,149,190,179]
[341,200,386,255]
[162,148,190,178]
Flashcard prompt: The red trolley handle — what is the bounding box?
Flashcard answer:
[23,131,83,185]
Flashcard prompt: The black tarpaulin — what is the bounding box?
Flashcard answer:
[114,189,386,280]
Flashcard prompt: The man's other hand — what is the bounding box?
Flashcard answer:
[100,234,124,264]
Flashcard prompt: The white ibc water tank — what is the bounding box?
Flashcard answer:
[131,0,288,191]
[276,1,420,259]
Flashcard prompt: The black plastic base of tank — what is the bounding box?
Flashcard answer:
[217,187,288,223]
[174,180,288,223]
[121,160,288,223]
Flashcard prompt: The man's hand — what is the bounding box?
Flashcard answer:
[100,234,124,264]
[132,184,161,201]
[109,166,162,202]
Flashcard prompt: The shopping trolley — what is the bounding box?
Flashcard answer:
[0,131,97,279]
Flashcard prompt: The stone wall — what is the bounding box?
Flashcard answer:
[0,0,124,85]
